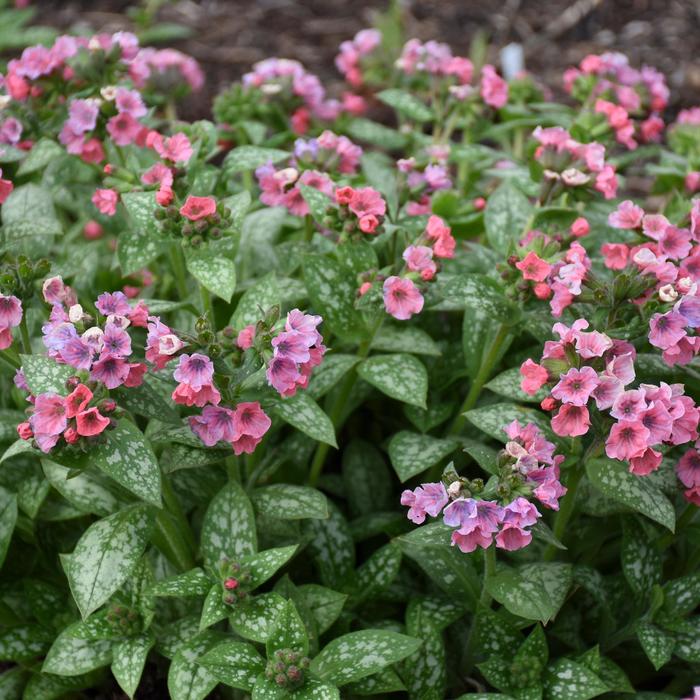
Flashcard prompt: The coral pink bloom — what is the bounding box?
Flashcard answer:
[189,405,237,446]
[231,433,263,456]
[65,384,93,419]
[0,295,22,328]
[92,188,118,216]
[383,276,424,320]
[551,404,591,437]
[359,214,379,233]
[233,402,271,440]
[480,64,508,108]
[640,401,673,443]
[237,325,256,350]
[551,366,598,406]
[629,447,663,476]
[106,112,141,146]
[649,311,687,349]
[520,359,548,395]
[335,186,354,205]
[148,131,193,163]
[124,362,147,388]
[348,187,386,218]
[516,251,551,282]
[642,214,669,241]
[180,195,216,221]
[172,382,221,408]
[173,353,215,389]
[570,217,590,238]
[608,200,644,229]
[601,243,629,270]
[610,389,647,421]
[30,393,68,436]
[595,165,618,199]
[75,407,110,437]
[606,421,650,461]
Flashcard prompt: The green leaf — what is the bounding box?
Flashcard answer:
[120,191,168,275]
[17,139,63,176]
[224,145,289,173]
[167,630,222,700]
[354,543,401,602]
[302,502,355,589]
[297,584,347,635]
[200,585,229,630]
[42,621,112,676]
[348,667,405,696]
[439,274,519,322]
[371,325,441,356]
[346,118,407,149]
[113,373,180,423]
[0,666,27,699]
[243,545,298,589]
[185,246,236,302]
[252,485,328,520]
[543,659,608,700]
[484,182,533,254]
[311,630,421,686]
[486,563,572,624]
[92,420,162,506]
[42,460,119,517]
[302,255,363,341]
[403,605,445,698]
[461,439,499,475]
[231,272,280,328]
[197,640,265,692]
[20,355,73,395]
[486,367,547,403]
[341,439,393,517]
[300,183,333,224]
[621,519,661,595]
[201,481,257,567]
[223,191,252,234]
[62,504,154,618]
[307,354,359,400]
[111,633,154,698]
[465,403,551,442]
[0,624,53,661]
[388,431,458,482]
[270,392,337,447]
[586,458,676,531]
[0,486,17,568]
[377,89,433,122]
[662,571,700,618]
[151,568,213,597]
[266,599,309,657]
[2,183,61,238]
[229,592,287,643]
[637,623,673,671]
[357,354,428,408]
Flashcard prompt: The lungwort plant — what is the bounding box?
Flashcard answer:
[0,11,697,700]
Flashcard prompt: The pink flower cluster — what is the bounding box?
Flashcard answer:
[401,421,565,552]
[189,401,271,456]
[533,126,618,199]
[335,29,381,87]
[521,319,700,478]
[266,309,325,397]
[18,383,114,453]
[398,145,452,198]
[256,163,334,217]
[41,278,153,390]
[172,353,220,407]
[0,294,22,349]
[293,130,363,175]
[334,185,386,234]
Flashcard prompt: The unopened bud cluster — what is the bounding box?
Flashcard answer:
[154,200,232,248]
[0,254,51,299]
[217,558,251,605]
[105,604,142,637]
[264,648,310,690]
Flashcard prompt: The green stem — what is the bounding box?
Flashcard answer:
[308,317,383,487]
[447,323,510,436]
[543,460,586,561]
[304,214,314,243]
[18,316,31,355]
[0,351,19,374]
[199,284,215,327]
[169,244,189,300]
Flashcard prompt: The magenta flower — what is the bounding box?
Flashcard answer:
[383,276,424,321]
[106,112,141,146]
[649,310,687,349]
[115,87,147,118]
[101,322,132,358]
[59,335,94,370]
[528,468,567,510]
[173,353,215,390]
[266,355,300,395]
[66,98,100,134]
[90,354,130,389]
[551,404,591,437]
[551,366,598,406]
[605,421,650,461]
[401,483,448,524]
[677,449,700,505]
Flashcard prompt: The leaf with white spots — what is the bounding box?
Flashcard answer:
[266,599,309,657]
[151,568,213,597]
[586,458,675,531]
[462,307,511,380]
[120,191,169,275]
[252,484,328,520]
[486,563,572,624]
[291,678,341,699]
[370,325,441,357]
[307,354,359,400]
[484,182,533,254]
[354,543,401,603]
[377,89,433,123]
[465,403,552,442]
[42,621,112,676]
[20,355,73,395]
[403,600,446,699]
[388,431,458,482]
[300,183,333,224]
[297,585,347,635]
[2,183,61,239]
[111,633,154,698]
[0,624,53,661]
[310,630,421,686]
[461,439,499,475]
[185,245,236,302]
[252,675,287,699]
[543,659,608,700]
[167,630,222,700]
[197,640,265,691]
[357,354,428,408]
[42,460,120,517]
[0,666,27,698]
[341,439,393,517]
[17,138,63,176]
[302,502,355,589]
[270,392,337,447]
[347,118,407,150]
[407,596,467,632]
[113,373,180,423]
[621,518,661,596]
[439,274,520,323]
[303,255,363,341]
[243,545,298,589]
[200,584,229,630]
[92,420,162,506]
[156,616,200,659]
[23,669,105,700]
[62,504,155,619]
[229,592,287,643]
[201,480,257,567]
[636,623,673,671]
[347,667,405,696]
[486,367,548,403]
[230,272,280,328]
[223,145,290,174]
[223,190,252,234]
[0,485,17,568]
[661,571,700,618]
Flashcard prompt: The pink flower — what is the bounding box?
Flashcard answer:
[401,482,449,524]
[640,402,673,443]
[447,499,503,553]
[96,291,130,317]
[610,389,647,421]
[606,420,650,461]
[237,325,256,350]
[348,187,386,218]
[92,188,118,216]
[480,64,508,108]
[148,131,193,164]
[266,355,300,395]
[551,404,591,437]
[403,245,437,280]
[595,165,618,199]
[383,276,424,320]
[189,405,238,446]
[520,359,548,395]
[495,497,540,551]
[0,295,22,329]
[173,353,214,389]
[575,330,613,359]
[106,113,141,146]
[677,449,700,505]
[642,214,669,241]
[659,226,691,260]
[601,243,629,270]
[76,408,110,437]
[172,382,221,407]
[649,310,687,349]
[551,366,598,406]
[529,468,567,510]
[65,384,93,419]
[272,330,311,364]
[629,447,663,476]
[425,215,456,259]
[570,217,590,238]
[592,374,624,410]
[180,195,216,221]
[115,87,146,117]
[101,322,132,358]
[66,98,99,135]
[608,200,644,229]
[516,251,551,282]
[91,354,130,389]
[59,335,94,370]
[30,393,68,437]
[124,362,147,388]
